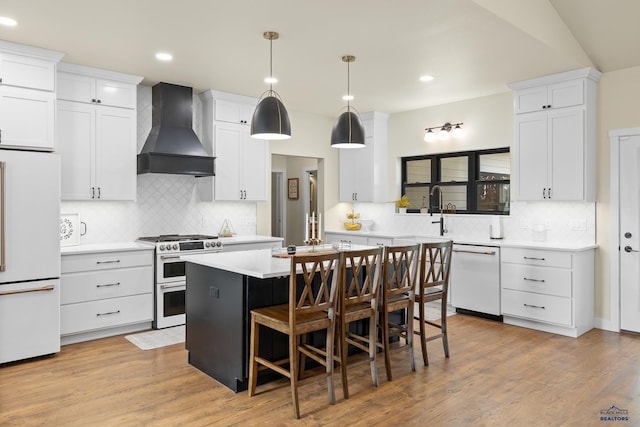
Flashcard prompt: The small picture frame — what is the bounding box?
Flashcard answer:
[288,178,299,199]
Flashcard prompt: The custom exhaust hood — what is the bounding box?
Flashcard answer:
[137,82,215,176]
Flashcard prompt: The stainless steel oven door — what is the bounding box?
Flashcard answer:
[155,281,186,329]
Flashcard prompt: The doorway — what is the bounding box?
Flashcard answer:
[271,155,320,246]
[610,127,640,333]
[271,169,286,241]
[303,168,318,240]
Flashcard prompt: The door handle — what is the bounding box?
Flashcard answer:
[624,246,639,253]
[0,161,5,272]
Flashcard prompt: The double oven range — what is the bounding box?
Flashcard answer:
[137,234,223,329]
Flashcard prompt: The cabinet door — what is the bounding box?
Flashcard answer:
[95,106,136,200]
[241,135,268,201]
[213,122,242,200]
[514,86,548,114]
[214,99,253,125]
[549,107,584,200]
[0,87,55,151]
[515,112,548,200]
[548,79,584,110]
[354,137,374,202]
[57,100,95,199]
[96,79,136,109]
[0,53,55,91]
[339,148,359,202]
[57,72,95,103]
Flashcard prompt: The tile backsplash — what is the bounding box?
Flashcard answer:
[61,85,257,244]
[351,201,595,245]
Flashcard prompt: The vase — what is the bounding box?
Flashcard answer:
[398,207,407,214]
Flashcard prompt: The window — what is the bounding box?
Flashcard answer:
[401,148,510,214]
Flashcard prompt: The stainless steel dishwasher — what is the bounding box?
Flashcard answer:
[450,243,501,318]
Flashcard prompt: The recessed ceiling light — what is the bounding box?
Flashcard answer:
[264,76,278,84]
[342,95,354,101]
[155,52,173,61]
[0,16,18,27]
[419,75,434,82]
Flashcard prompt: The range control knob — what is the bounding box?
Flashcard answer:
[172,243,178,250]
[159,245,165,250]
[216,241,222,247]
[205,242,211,248]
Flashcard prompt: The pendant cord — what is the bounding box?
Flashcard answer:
[269,37,273,93]
[346,59,351,111]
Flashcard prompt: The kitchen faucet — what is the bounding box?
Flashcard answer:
[430,185,447,236]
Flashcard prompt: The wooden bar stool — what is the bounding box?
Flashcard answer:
[378,244,420,381]
[247,251,341,419]
[415,240,453,366]
[336,246,383,398]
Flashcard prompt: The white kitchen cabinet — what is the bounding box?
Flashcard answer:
[0,41,63,151]
[57,70,137,109]
[58,100,137,200]
[339,111,389,203]
[56,63,142,201]
[500,247,594,338]
[60,248,154,344]
[0,86,55,151]
[509,68,600,202]
[513,79,584,114]
[197,90,267,201]
[324,232,393,247]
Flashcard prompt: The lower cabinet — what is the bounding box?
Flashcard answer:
[324,232,392,247]
[500,247,594,337]
[61,248,154,344]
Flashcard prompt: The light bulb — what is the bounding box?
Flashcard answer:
[424,129,436,143]
[438,128,450,140]
[452,124,463,138]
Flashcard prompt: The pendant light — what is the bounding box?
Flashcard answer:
[331,55,365,148]
[251,31,291,140]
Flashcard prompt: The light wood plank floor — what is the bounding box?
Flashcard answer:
[1,315,639,426]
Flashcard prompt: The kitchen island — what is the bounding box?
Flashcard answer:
[182,246,371,392]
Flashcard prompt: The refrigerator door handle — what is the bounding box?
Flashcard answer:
[0,161,5,272]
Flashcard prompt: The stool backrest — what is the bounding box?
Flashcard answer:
[382,244,420,300]
[341,247,384,309]
[420,241,453,291]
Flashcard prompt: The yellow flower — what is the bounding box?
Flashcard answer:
[395,195,410,208]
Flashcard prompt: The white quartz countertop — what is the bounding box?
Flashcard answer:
[217,235,284,245]
[183,244,374,279]
[325,230,596,252]
[61,242,153,255]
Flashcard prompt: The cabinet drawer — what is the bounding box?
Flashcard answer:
[62,250,153,274]
[501,264,572,297]
[61,294,153,335]
[501,288,571,326]
[501,248,571,268]
[61,267,153,304]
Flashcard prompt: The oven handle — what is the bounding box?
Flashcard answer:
[160,283,186,290]
[160,255,181,260]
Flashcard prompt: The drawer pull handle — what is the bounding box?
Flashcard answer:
[96,310,121,317]
[96,282,120,288]
[96,260,121,265]
[523,277,545,283]
[0,284,55,296]
[453,249,497,256]
[523,303,545,309]
[523,256,545,261]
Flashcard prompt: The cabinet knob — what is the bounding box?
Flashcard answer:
[542,105,547,109]
[91,99,96,103]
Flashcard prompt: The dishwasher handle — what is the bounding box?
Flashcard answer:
[452,248,497,256]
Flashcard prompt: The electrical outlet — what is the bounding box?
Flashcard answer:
[545,220,551,229]
[571,218,587,231]
[520,219,530,229]
[202,216,208,227]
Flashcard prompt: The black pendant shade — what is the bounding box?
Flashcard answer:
[330,111,365,148]
[250,94,291,140]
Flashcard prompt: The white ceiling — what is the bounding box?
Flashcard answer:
[0,0,638,117]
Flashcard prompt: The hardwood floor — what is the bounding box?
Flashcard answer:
[1,314,639,426]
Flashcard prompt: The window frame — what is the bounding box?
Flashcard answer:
[401,147,510,215]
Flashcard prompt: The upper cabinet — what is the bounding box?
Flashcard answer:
[197,90,268,202]
[509,68,600,202]
[57,63,142,201]
[0,41,64,151]
[339,111,389,203]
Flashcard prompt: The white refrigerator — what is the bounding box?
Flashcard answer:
[0,149,61,364]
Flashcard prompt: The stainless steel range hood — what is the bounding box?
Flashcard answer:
[137,82,215,176]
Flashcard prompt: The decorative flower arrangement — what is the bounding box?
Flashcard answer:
[395,195,410,208]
